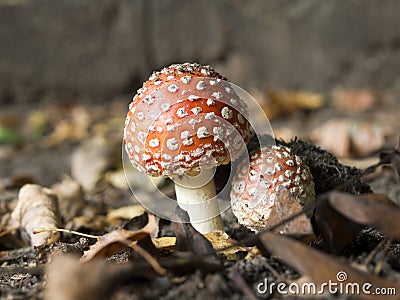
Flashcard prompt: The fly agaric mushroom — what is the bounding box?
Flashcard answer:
[124,63,251,233]
[230,145,315,232]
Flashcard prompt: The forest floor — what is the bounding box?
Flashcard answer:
[0,87,400,299]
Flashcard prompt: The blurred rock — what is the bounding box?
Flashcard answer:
[1,0,400,103]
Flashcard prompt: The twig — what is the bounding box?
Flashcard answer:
[0,227,18,238]
[128,242,167,275]
[33,228,100,240]
[231,269,258,300]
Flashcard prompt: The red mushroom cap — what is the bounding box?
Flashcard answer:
[124,63,251,176]
[230,145,315,231]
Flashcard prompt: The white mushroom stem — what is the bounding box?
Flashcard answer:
[174,168,223,233]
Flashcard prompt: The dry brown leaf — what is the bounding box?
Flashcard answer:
[311,119,393,157]
[11,184,61,247]
[311,119,351,157]
[264,89,324,119]
[45,254,158,300]
[259,232,400,299]
[66,215,115,233]
[152,236,176,254]
[266,188,313,235]
[45,106,90,146]
[313,194,364,252]
[332,88,377,112]
[71,136,113,191]
[328,192,400,239]
[205,230,249,260]
[80,214,158,263]
[51,177,85,222]
[107,205,146,221]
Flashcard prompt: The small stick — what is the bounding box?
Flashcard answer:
[33,228,100,240]
[0,227,19,238]
[129,242,167,275]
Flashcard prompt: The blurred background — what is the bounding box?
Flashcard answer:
[0,0,399,187]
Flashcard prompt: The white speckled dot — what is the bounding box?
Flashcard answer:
[165,118,173,124]
[197,126,210,138]
[137,112,145,120]
[182,138,193,146]
[206,99,215,106]
[189,118,201,126]
[142,153,151,161]
[205,112,215,119]
[213,127,224,141]
[191,107,202,115]
[181,76,191,84]
[196,81,206,90]
[167,124,177,132]
[181,130,191,139]
[285,169,294,178]
[162,153,172,161]
[149,138,160,148]
[237,114,245,124]
[234,181,245,194]
[176,107,188,118]
[188,95,200,101]
[267,156,275,163]
[168,84,179,93]
[138,131,147,144]
[230,98,238,106]
[130,122,136,132]
[193,147,204,157]
[166,138,179,151]
[143,95,154,104]
[286,160,294,166]
[161,103,171,112]
[221,107,233,119]
[154,78,162,85]
[212,92,222,100]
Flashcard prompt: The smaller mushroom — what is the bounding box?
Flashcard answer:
[230,145,315,232]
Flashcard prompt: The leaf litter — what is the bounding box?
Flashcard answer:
[1,98,400,299]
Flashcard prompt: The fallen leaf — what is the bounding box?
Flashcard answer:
[66,215,115,233]
[45,254,159,300]
[45,105,90,146]
[71,136,113,191]
[51,177,85,222]
[170,207,222,273]
[264,188,313,235]
[107,205,146,221]
[264,89,324,119]
[152,236,176,254]
[311,119,351,157]
[204,230,249,260]
[313,194,364,252]
[258,232,400,299]
[11,184,61,247]
[311,119,393,158]
[328,192,400,239]
[80,214,158,263]
[332,88,377,112]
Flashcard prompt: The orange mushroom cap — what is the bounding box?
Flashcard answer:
[124,63,251,176]
[230,145,315,231]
